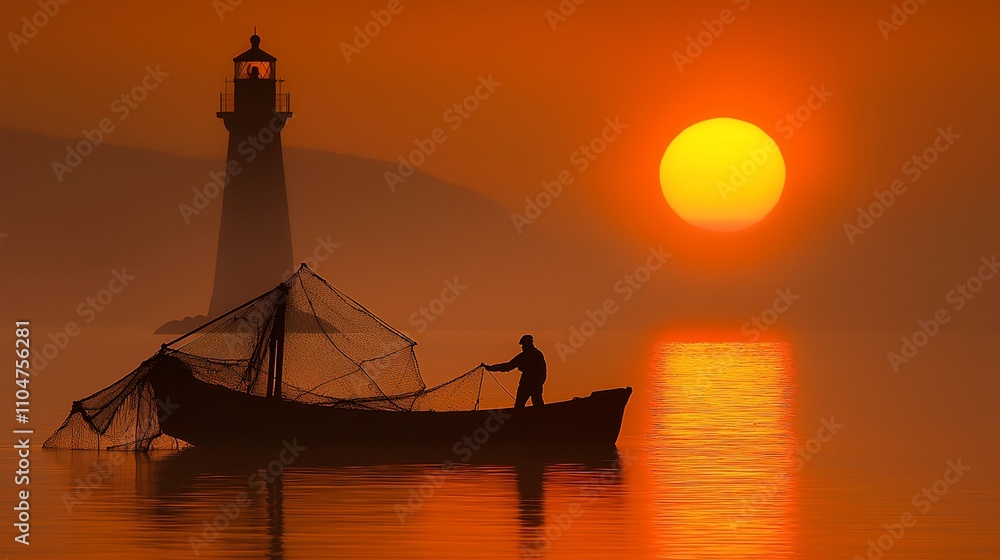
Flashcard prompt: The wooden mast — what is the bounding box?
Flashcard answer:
[266,284,289,399]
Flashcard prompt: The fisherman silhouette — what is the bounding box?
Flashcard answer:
[484,335,547,408]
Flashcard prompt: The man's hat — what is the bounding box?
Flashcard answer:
[518,334,533,345]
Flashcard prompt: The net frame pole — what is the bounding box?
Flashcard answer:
[266,335,277,398]
[272,285,289,399]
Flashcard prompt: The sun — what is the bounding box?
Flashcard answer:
[659,118,786,232]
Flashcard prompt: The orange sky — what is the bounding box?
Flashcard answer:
[3,0,996,259]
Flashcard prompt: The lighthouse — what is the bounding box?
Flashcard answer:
[208,33,294,317]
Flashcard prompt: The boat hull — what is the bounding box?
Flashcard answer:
[149,366,631,454]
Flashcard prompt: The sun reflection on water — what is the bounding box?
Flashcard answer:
[647,341,797,558]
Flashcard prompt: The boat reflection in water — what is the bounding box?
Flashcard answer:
[647,341,797,559]
[132,445,625,559]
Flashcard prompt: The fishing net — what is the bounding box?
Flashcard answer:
[44,266,487,451]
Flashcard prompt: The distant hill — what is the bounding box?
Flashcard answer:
[1,127,997,341]
[0,128,631,336]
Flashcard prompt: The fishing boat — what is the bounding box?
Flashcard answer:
[148,352,631,450]
[45,265,632,453]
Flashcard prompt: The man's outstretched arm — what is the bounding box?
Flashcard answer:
[484,353,523,372]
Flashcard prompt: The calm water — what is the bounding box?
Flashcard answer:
[4,335,998,559]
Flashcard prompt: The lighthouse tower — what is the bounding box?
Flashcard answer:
[208,33,294,317]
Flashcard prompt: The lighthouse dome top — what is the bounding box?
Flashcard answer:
[235,33,277,62]
[233,32,276,79]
